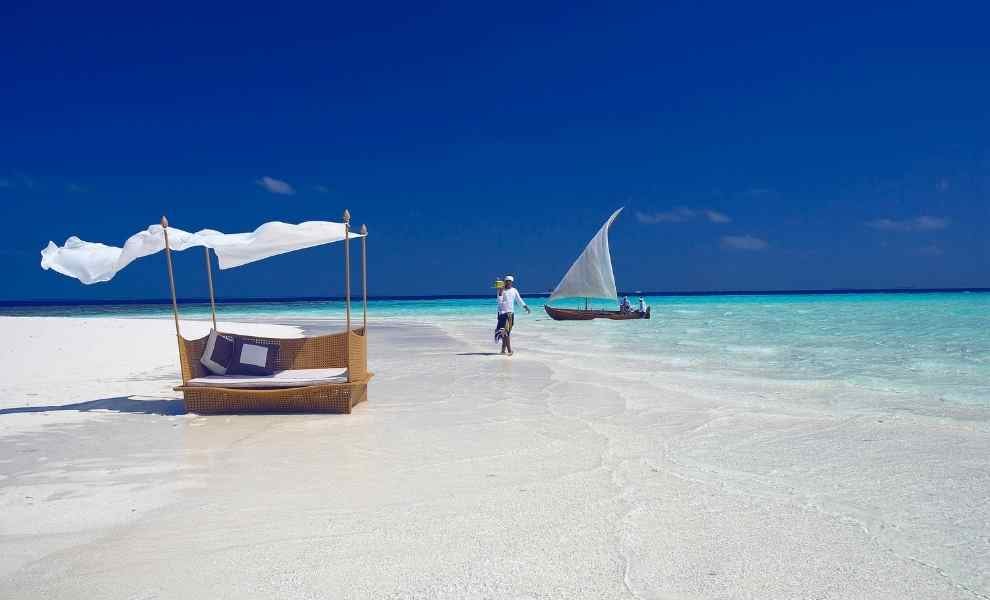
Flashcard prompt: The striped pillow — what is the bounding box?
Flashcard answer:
[200,329,235,375]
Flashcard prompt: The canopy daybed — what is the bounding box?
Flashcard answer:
[41,211,372,414]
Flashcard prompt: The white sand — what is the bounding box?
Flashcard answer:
[0,317,300,415]
[0,316,987,599]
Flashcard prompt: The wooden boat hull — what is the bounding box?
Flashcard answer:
[544,305,650,321]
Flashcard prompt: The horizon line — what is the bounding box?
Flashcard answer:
[1,287,988,307]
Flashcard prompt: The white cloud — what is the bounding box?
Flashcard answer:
[256,176,295,195]
[636,207,696,224]
[721,235,768,251]
[704,209,731,223]
[866,216,950,232]
[637,207,731,225]
[0,174,36,190]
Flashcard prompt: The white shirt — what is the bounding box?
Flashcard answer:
[638,298,646,311]
[497,287,526,314]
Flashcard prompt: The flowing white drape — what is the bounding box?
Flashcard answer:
[548,208,622,302]
[40,221,363,285]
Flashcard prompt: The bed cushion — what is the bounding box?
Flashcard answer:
[200,329,235,375]
[228,337,279,376]
[184,368,349,389]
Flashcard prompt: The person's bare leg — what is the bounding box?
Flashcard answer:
[506,334,513,356]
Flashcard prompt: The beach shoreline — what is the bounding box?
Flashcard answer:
[1,315,987,598]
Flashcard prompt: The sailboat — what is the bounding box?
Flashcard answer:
[544,207,650,321]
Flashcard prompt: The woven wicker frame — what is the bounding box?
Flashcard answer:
[174,327,372,414]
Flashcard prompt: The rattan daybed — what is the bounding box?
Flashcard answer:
[173,328,371,414]
[41,210,373,414]
[160,210,373,414]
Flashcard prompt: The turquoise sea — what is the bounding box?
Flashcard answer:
[3,292,988,408]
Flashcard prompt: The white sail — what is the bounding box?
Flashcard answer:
[549,208,623,302]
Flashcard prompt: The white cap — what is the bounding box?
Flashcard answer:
[504,275,514,282]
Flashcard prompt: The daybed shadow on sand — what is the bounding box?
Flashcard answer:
[0,397,186,416]
[455,352,504,356]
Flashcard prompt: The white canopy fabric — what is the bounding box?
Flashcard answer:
[548,208,623,303]
[40,220,364,285]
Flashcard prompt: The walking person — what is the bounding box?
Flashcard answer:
[495,275,530,355]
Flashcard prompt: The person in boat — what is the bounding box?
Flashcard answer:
[495,275,531,355]
[638,296,647,313]
[619,296,632,313]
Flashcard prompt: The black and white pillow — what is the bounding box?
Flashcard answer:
[228,337,279,376]
[200,329,235,375]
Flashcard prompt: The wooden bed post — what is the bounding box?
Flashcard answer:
[161,216,181,339]
[360,224,368,332]
[204,247,217,330]
[343,209,351,334]
[161,216,189,384]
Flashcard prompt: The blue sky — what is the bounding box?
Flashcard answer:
[2,1,988,300]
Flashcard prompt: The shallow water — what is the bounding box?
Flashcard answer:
[5,292,988,407]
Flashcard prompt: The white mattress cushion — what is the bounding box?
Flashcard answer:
[185,368,349,388]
